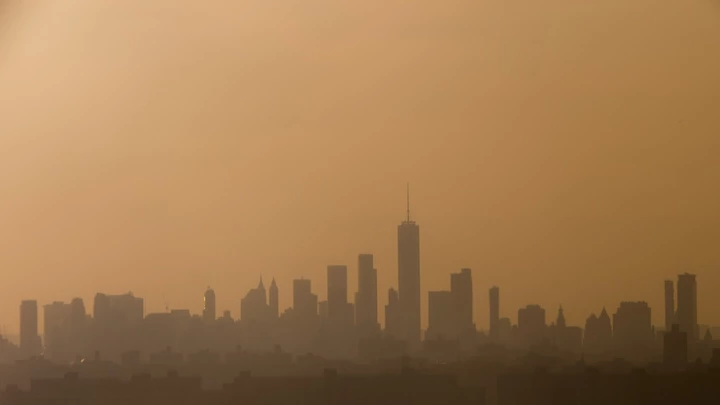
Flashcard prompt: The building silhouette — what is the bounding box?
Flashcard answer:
[384,288,402,339]
[425,268,475,345]
[269,278,279,320]
[548,306,583,353]
[43,301,72,362]
[19,300,41,358]
[489,286,500,343]
[355,254,379,338]
[664,280,675,332]
[241,278,273,324]
[327,265,353,325]
[664,324,688,368]
[518,305,546,348]
[677,273,698,341]
[327,265,348,315]
[427,291,454,340]
[584,307,612,356]
[203,288,216,323]
[68,298,87,359]
[451,268,474,338]
[613,301,653,359]
[397,186,421,348]
[292,278,317,319]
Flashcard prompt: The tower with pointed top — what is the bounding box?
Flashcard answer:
[241,277,272,324]
[257,277,267,304]
[397,184,421,348]
[269,278,279,319]
[556,306,566,329]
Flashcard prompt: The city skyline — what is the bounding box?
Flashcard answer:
[0,194,714,335]
[1,0,719,338]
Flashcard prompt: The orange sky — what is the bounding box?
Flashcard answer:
[0,0,719,335]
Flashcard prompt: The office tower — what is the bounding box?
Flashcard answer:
[385,288,402,339]
[269,278,279,319]
[677,273,698,341]
[203,287,216,323]
[451,268,473,333]
[68,298,87,357]
[584,307,613,355]
[355,254,379,337]
[663,324,688,367]
[19,300,40,358]
[241,278,271,323]
[496,317,512,343]
[664,280,675,332]
[517,304,546,347]
[43,301,72,362]
[92,292,145,361]
[93,292,144,325]
[327,265,348,317]
[489,286,500,342]
[549,306,583,353]
[426,291,454,340]
[397,185,421,347]
[318,301,329,318]
[293,278,317,318]
[613,301,653,358]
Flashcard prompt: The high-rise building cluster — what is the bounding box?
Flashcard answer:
[2,197,707,368]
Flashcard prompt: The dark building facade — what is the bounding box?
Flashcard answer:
[19,300,40,359]
[676,273,697,342]
[489,286,500,343]
[664,280,675,332]
[397,199,421,348]
[427,291,454,340]
[663,324,688,368]
[355,254,379,338]
[518,305,547,348]
[613,301,653,359]
[203,288,216,323]
[451,268,474,335]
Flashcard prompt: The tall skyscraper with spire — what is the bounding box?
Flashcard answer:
[397,184,421,347]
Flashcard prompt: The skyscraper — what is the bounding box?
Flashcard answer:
[489,286,500,342]
[426,291,454,340]
[355,254,379,337]
[677,273,698,341]
[451,268,473,333]
[241,278,272,324]
[327,265,353,328]
[397,185,421,347]
[203,287,216,323]
[269,278,279,319]
[583,307,613,355]
[293,278,317,318]
[612,301,653,358]
[518,304,547,347]
[327,265,348,316]
[385,288,402,339]
[43,301,72,361]
[664,280,675,332]
[20,300,40,358]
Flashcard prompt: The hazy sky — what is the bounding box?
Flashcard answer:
[1,0,719,335]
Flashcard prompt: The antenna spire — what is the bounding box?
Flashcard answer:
[406,182,410,222]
